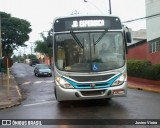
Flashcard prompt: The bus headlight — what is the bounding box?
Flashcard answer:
[56,77,74,89]
[112,74,127,86]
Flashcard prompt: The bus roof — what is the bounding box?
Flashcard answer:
[53,14,121,21]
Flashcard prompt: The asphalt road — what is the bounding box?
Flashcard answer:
[0,63,160,128]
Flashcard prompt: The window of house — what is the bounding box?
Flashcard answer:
[156,41,160,51]
[149,40,160,53]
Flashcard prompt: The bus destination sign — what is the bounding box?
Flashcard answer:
[71,20,104,28]
[54,16,122,32]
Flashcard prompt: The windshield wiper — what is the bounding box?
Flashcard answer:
[70,31,84,48]
[94,30,108,45]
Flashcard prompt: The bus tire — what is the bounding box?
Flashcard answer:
[54,87,58,100]
[105,98,112,100]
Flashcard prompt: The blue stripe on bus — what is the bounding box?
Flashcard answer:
[62,74,121,89]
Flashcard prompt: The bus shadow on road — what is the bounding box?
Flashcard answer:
[56,98,127,119]
[57,98,125,108]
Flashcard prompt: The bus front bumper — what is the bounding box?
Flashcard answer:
[55,82,127,101]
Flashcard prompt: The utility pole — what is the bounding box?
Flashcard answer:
[83,0,112,15]
[24,47,25,54]
[109,0,112,14]
[0,15,2,58]
[30,42,32,55]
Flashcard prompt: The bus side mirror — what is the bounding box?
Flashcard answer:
[126,32,132,43]
[47,35,53,47]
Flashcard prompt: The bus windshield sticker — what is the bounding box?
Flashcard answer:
[92,63,99,71]
[65,66,71,70]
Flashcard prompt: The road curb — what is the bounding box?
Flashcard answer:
[128,85,160,93]
[0,99,21,110]
[0,74,22,110]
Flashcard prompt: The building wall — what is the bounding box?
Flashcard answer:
[127,42,148,60]
[44,56,53,65]
[131,29,147,39]
[127,1,160,64]
[145,0,160,41]
[147,52,160,64]
[36,52,53,65]
[127,41,160,64]
[44,56,50,65]
[145,0,160,64]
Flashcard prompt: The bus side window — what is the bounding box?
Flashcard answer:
[57,46,65,69]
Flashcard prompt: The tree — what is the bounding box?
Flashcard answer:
[27,54,37,59]
[12,54,37,63]
[12,55,18,62]
[0,12,32,56]
[12,55,24,63]
[34,33,53,65]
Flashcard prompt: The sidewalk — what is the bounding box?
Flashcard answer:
[128,77,160,93]
[0,74,160,109]
[0,73,22,109]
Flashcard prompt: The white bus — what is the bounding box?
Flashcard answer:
[48,15,131,102]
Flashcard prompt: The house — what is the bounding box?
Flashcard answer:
[127,38,147,61]
[127,29,148,61]
[145,0,160,64]
[36,52,53,65]
[127,30,160,64]
[127,0,160,64]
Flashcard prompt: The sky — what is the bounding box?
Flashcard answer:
[0,0,146,55]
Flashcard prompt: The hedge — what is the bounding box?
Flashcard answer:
[127,60,160,80]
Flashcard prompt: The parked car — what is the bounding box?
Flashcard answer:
[34,64,52,77]
[30,59,39,66]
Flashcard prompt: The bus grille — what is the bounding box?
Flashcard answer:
[69,74,114,82]
[76,83,110,89]
[80,90,106,96]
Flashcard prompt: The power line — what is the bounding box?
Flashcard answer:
[122,13,160,23]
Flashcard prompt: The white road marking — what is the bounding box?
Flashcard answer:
[34,81,43,84]
[45,81,54,83]
[22,80,54,85]
[33,80,54,84]
[23,100,56,107]
[23,81,31,85]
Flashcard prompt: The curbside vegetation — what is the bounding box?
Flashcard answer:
[127,60,160,80]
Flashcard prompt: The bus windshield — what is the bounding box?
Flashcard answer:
[55,31,125,72]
